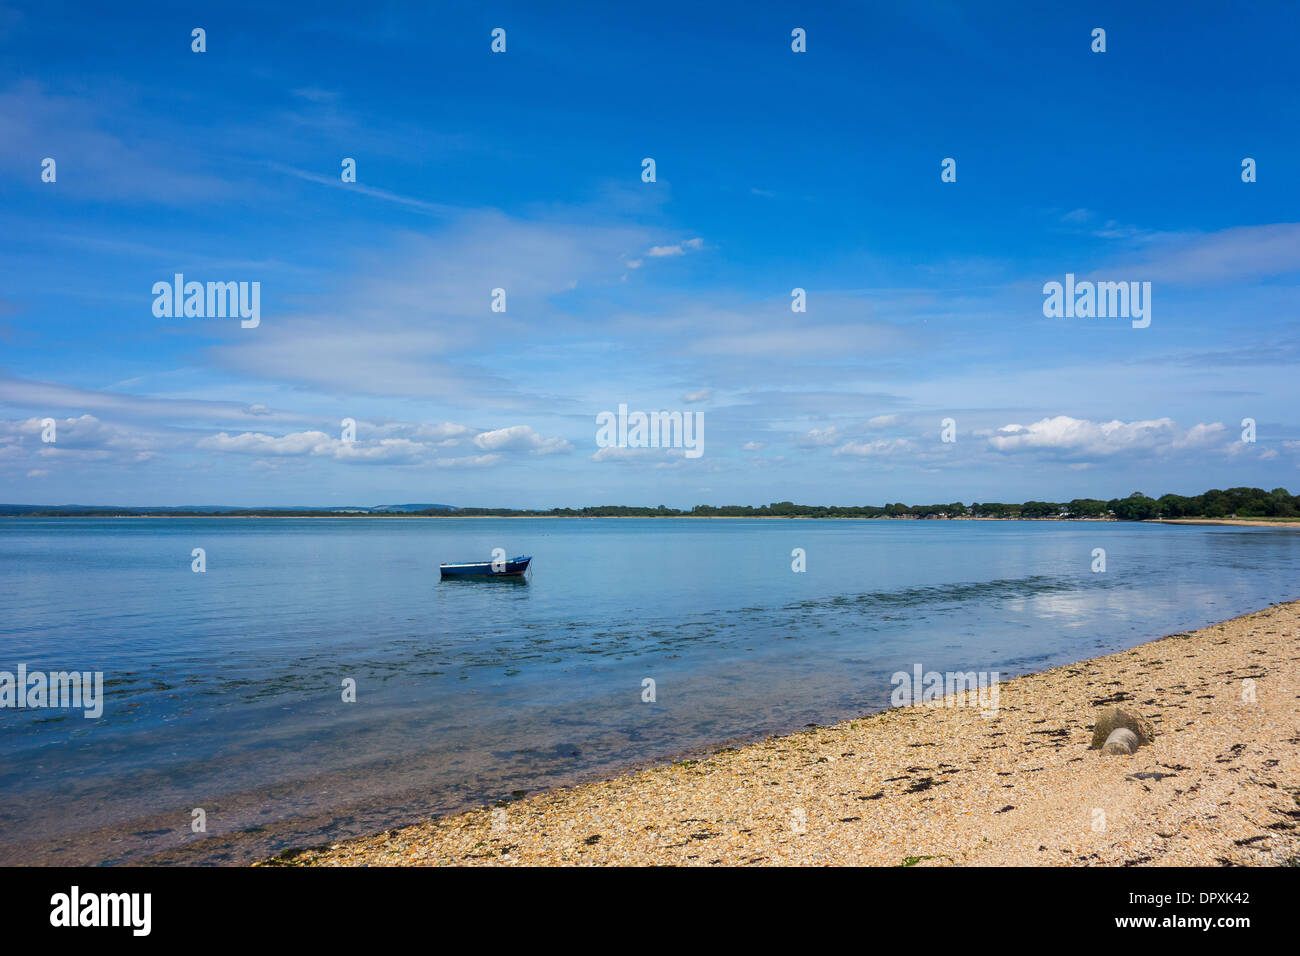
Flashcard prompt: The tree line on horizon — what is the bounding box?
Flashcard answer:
[7,487,1297,520]
[452,486,1297,520]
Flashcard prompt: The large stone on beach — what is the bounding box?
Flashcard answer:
[1090,706,1155,750]
[1100,728,1139,756]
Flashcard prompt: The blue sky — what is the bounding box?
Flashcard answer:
[2,0,1298,508]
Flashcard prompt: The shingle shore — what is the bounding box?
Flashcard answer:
[265,601,1300,866]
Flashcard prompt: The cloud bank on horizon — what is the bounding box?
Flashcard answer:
[2,1,1298,507]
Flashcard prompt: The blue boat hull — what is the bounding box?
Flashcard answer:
[439,556,532,578]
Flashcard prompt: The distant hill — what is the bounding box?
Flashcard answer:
[369,503,456,512]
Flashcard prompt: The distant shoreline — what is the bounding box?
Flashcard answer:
[8,513,1300,526]
[0,513,1119,520]
[6,486,1297,522]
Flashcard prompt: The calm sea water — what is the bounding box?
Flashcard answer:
[2,517,1298,865]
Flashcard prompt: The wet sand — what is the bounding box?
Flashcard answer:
[268,599,1300,867]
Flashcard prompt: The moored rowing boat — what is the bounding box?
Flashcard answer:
[439,555,532,578]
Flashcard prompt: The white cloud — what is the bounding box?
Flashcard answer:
[646,237,704,258]
[331,438,424,463]
[799,426,840,447]
[833,438,914,457]
[0,409,571,478]
[988,416,1225,458]
[372,421,474,443]
[1,415,158,457]
[198,430,335,456]
[472,425,572,455]
[195,422,569,465]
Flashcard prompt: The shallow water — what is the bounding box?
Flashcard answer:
[2,517,1297,864]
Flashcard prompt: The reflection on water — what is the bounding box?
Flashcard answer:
[1,518,1297,864]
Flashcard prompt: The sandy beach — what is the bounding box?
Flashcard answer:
[267,600,1300,867]
[1157,518,1300,528]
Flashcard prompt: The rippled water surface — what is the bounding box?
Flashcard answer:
[2,517,1298,864]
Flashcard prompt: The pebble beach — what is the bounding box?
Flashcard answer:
[266,600,1300,867]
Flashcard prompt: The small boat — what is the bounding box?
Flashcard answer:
[439,555,532,578]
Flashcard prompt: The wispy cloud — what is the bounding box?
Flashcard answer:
[265,162,459,215]
[0,81,232,202]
